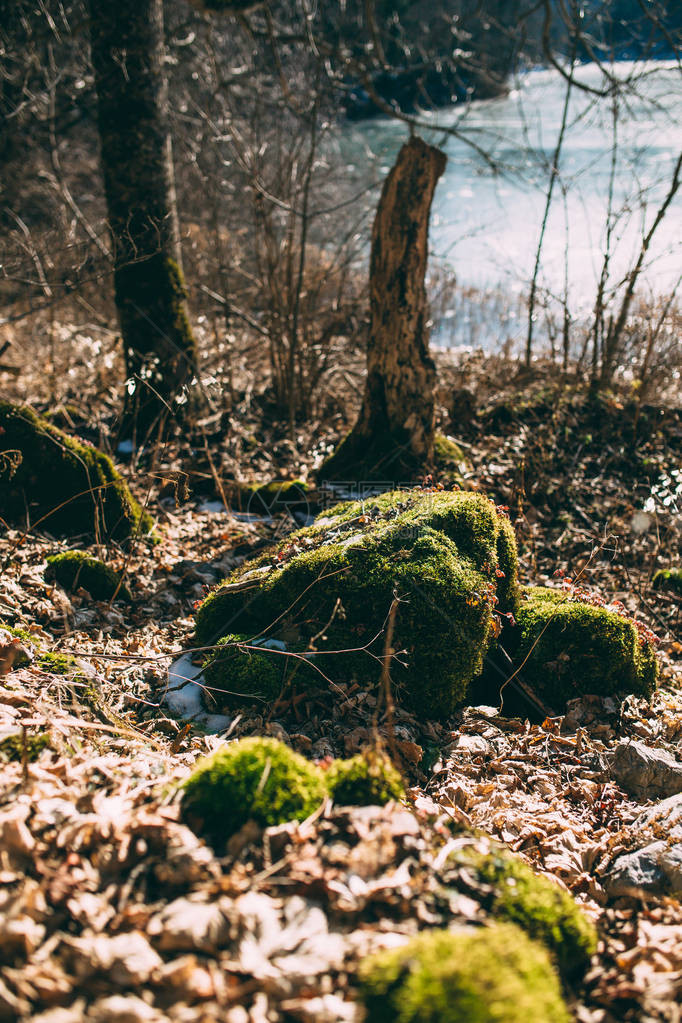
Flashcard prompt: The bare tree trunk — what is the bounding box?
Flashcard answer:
[321,135,446,482]
[88,0,198,436]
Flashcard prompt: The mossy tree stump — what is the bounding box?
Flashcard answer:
[320,136,447,483]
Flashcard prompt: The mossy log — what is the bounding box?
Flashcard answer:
[195,489,519,719]
[0,401,154,542]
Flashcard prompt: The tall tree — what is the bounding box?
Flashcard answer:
[320,136,446,482]
[87,0,198,436]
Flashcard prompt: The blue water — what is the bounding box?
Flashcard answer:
[342,61,682,349]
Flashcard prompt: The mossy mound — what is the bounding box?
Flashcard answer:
[194,489,519,719]
[46,551,132,602]
[358,923,570,1023]
[652,567,682,596]
[449,845,597,981]
[237,479,310,516]
[0,401,154,543]
[326,751,405,806]
[511,587,658,709]
[180,737,327,847]
[202,635,283,710]
[319,429,468,485]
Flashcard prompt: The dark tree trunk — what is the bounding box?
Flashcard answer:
[321,135,446,482]
[87,0,198,435]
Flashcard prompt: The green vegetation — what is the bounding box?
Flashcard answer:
[0,731,51,763]
[236,479,309,515]
[319,430,467,485]
[0,401,154,543]
[326,750,405,806]
[652,567,682,596]
[46,551,132,602]
[181,737,327,847]
[357,923,571,1023]
[1,623,78,676]
[194,489,518,719]
[449,845,597,981]
[202,635,283,709]
[511,586,658,708]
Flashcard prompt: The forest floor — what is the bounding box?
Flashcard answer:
[2,341,682,1022]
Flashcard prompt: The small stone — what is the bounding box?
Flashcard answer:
[611,740,682,801]
[604,841,682,898]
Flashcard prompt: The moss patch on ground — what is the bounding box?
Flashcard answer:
[326,751,405,806]
[194,489,519,719]
[448,845,597,981]
[0,401,154,543]
[202,635,284,710]
[0,731,51,763]
[652,567,682,596]
[181,737,327,848]
[511,586,658,709]
[46,551,132,602]
[358,923,570,1023]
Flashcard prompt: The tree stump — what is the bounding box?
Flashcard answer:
[320,135,446,483]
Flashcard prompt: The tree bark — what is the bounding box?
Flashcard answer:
[321,135,446,481]
[87,0,198,435]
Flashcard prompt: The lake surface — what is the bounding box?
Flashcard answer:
[342,61,682,350]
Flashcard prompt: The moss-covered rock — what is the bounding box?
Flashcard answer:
[0,401,154,542]
[181,737,327,847]
[511,587,658,708]
[237,479,310,516]
[448,845,597,981]
[194,489,519,719]
[652,567,682,596]
[202,634,283,709]
[46,551,132,602]
[357,923,571,1023]
[326,751,405,806]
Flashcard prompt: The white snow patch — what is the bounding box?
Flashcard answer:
[164,652,232,734]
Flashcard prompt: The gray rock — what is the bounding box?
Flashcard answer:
[603,792,682,897]
[604,841,682,898]
[611,740,682,801]
[637,791,682,836]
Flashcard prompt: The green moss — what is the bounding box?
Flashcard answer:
[326,751,405,806]
[319,429,467,485]
[0,731,51,763]
[0,401,154,543]
[202,634,283,709]
[652,567,682,596]
[511,586,658,707]
[195,490,519,719]
[449,846,597,981]
[358,923,571,1023]
[181,737,327,847]
[235,479,309,515]
[1,623,80,676]
[46,551,132,602]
